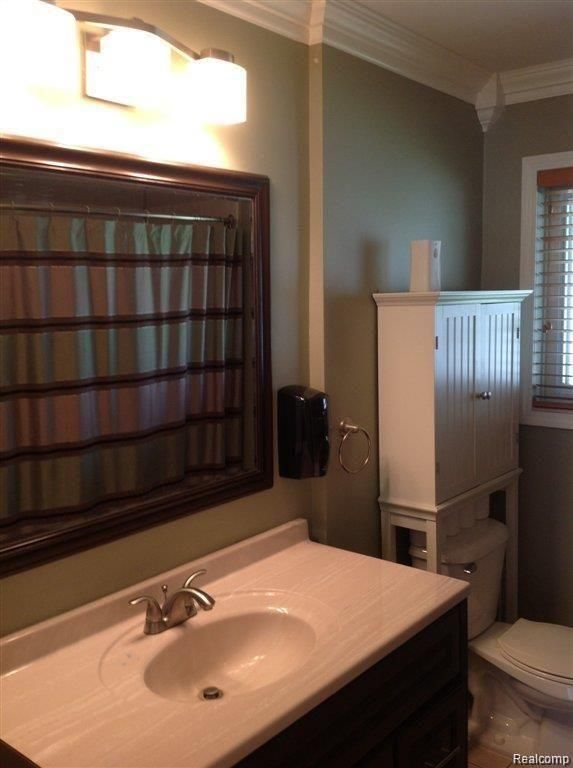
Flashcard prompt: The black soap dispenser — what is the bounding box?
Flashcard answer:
[277,386,329,478]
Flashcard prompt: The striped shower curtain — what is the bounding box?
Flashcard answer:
[0,212,244,522]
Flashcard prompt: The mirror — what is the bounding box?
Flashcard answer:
[0,138,272,574]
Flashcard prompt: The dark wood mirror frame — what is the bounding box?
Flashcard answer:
[0,137,272,576]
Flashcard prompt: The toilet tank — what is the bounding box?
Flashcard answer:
[409,518,508,639]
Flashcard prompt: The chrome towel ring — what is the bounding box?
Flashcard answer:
[338,418,372,474]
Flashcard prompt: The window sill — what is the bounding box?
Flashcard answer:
[520,409,573,430]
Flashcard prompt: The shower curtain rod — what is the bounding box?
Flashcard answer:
[0,203,236,229]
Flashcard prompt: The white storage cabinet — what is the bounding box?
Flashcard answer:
[374,291,530,620]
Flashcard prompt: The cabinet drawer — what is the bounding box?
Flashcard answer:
[238,602,466,768]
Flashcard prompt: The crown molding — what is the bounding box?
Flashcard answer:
[195,0,573,112]
[501,59,573,105]
[321,0,489,104]
[195,0,313,44]
[475,74,505,132]
[196,0,488,102]
[308,0,326,46]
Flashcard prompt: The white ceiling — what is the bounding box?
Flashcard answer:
[360,0,573,72]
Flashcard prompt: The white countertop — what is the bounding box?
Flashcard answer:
[0,519,468,767]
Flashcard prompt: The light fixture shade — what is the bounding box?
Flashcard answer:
[88,27,172,109]
[0,0,79,97]
[190,54,247,125]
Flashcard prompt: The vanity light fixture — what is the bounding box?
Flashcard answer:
[188,49,247,125]
[88,25,172,110]
[0,0,247,124]
[75,7,247,123]
[0,0,80,97]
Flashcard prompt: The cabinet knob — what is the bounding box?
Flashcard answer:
[477,391,492,400]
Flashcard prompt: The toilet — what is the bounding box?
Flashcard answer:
[409,517,573,759]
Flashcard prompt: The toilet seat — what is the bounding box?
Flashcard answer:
[470,622,573,704]
[501,654,573,686]
[498,619,573,684]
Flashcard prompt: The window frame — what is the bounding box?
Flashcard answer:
[520,151,573,430]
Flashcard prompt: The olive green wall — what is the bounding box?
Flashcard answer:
[482,96,573,626]
[0,1,311,635]
[518,426,573,625]
[321,46,484,556]
[482,96,573,289]
[4,5,569,637]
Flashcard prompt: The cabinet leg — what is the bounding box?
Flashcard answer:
[426,520,441,574]
[505,480,519,622]
[380,507,397,562]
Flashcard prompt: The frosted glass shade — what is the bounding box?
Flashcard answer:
[88,27,172,109]
[0,0,79,97]
[190,56,247,125]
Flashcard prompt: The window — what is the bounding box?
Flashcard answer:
[520,152,573,429]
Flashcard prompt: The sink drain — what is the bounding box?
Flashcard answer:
[201,686,223,701]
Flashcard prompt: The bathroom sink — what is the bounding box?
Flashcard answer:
[100,590,337,703]
[1,519,469,768]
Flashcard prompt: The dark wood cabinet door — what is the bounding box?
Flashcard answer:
[353,737,394,767]
[237,603,467,768]
[396,686,468,768]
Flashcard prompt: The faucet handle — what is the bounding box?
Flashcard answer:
[128,595,162,621]
[183,568,207,589]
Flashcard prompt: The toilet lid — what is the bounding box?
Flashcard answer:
[498,619,573,682]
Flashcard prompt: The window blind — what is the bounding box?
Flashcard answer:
[533,167,573,410]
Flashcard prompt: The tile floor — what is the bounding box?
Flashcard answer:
[469,743,514,768]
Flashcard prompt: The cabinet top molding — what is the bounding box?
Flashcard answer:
[372,290,532,307]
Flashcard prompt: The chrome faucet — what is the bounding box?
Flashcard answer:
[128,569,215,635]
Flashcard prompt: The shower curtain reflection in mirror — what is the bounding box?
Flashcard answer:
[0,211,252,522]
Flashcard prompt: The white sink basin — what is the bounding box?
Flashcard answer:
[1,519,468,768]
[100,590,337,703]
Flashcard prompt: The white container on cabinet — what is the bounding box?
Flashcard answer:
[409,239,441,292]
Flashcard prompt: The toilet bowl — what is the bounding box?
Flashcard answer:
[409,517,573,759]
[470,621,573,758]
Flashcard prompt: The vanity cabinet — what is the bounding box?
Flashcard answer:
[239,601,467,768]
[1,601,467,768]
[373,291,530,620]
[0,741,38,768]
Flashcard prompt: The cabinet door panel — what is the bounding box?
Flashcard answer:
[477,303,520,483]
[435,305,479,502]
[238,606,465,768]
[396,686,467,768]
[354,738,394,767]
